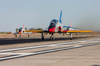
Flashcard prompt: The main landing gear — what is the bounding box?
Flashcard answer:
[41,33,73,40]
[41,33,44,40]
[41,33,55,40]
[70,33,73,40]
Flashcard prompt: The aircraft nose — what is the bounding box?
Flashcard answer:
[48,27,55,32]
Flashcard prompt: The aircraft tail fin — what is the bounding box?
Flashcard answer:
[18,24,25,34]
[70,22,72,27]
[59,10,62,23]
[23,24,25,29]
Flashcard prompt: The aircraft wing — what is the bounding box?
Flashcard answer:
[24,30,92,33]
[23,30,92,40]
[67,30,92,33]
[24,30,43,33]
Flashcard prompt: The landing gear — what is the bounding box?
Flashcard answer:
[70,33,73,40]
[19,34,21,38]
[41,33,55,40]
[50,36,55,40]
[76,33,78,36]
[50,33,55,40]
[14,34,17,38]
[28,33,30,37]
[63,33,65,36]
[41,33,44,40]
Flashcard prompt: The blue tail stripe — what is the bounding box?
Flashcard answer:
[59,10,62,23]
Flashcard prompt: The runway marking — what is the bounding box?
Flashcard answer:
[0,41,100,61]
[0,39,99,53]
[0,39,100,61]
[0,45,83,55]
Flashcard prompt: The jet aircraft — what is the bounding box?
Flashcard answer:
[16,10,92,40]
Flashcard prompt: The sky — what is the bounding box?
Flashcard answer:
[0,0,100,32]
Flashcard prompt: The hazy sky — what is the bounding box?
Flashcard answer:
[0,0,100,32]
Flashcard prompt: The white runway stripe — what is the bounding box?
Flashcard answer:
[0,39,99,53]
[0,41,100,61]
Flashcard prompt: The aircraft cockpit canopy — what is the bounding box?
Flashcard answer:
[19,28,23,32]
[51,19,58,24]
[49,19,58,28]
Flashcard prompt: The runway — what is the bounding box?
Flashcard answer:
[0,35,100,66]
[0,38,100,60]
[0,38,99,53]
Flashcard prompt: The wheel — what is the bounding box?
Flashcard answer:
[50,36,55,40]
[70,38,73,40]
[42,37,44,40]
[41,33,44,40]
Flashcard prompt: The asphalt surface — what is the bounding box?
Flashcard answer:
[0,35,100,66]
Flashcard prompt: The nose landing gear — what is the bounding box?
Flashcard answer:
[50,33,55,40]
[41,33,55,40]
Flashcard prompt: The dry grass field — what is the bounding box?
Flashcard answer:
[0,33,41,38]
[0,32,99,38]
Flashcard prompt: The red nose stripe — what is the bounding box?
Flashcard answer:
[19,31,22,34]
[49,27,56,32]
